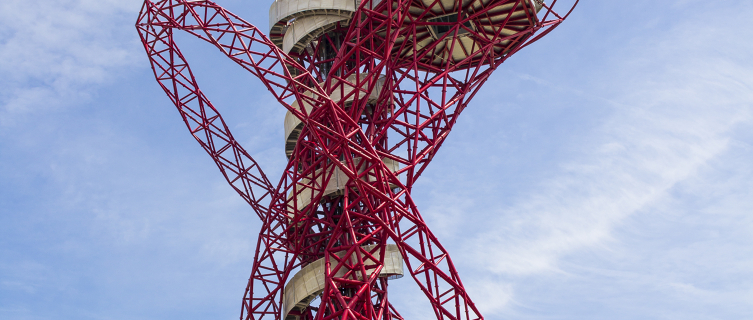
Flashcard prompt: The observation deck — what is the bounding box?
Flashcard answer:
[269,0,544,69]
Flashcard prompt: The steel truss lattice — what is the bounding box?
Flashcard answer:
[135,1,577,320]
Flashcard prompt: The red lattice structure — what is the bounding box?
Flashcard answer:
[135,1,577,320]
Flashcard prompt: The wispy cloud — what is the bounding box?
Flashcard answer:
[439,3,753,315]
[0,0,141,123]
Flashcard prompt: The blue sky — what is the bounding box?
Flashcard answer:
[1,1,752,319]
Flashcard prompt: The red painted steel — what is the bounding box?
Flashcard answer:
[135,1,577,320]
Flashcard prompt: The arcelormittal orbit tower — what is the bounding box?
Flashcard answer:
[136,1,577,320]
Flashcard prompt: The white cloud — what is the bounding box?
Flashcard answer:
[454,3,753,315]
[0,0,141,121]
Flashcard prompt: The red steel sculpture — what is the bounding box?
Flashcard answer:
[135,1,577,320]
